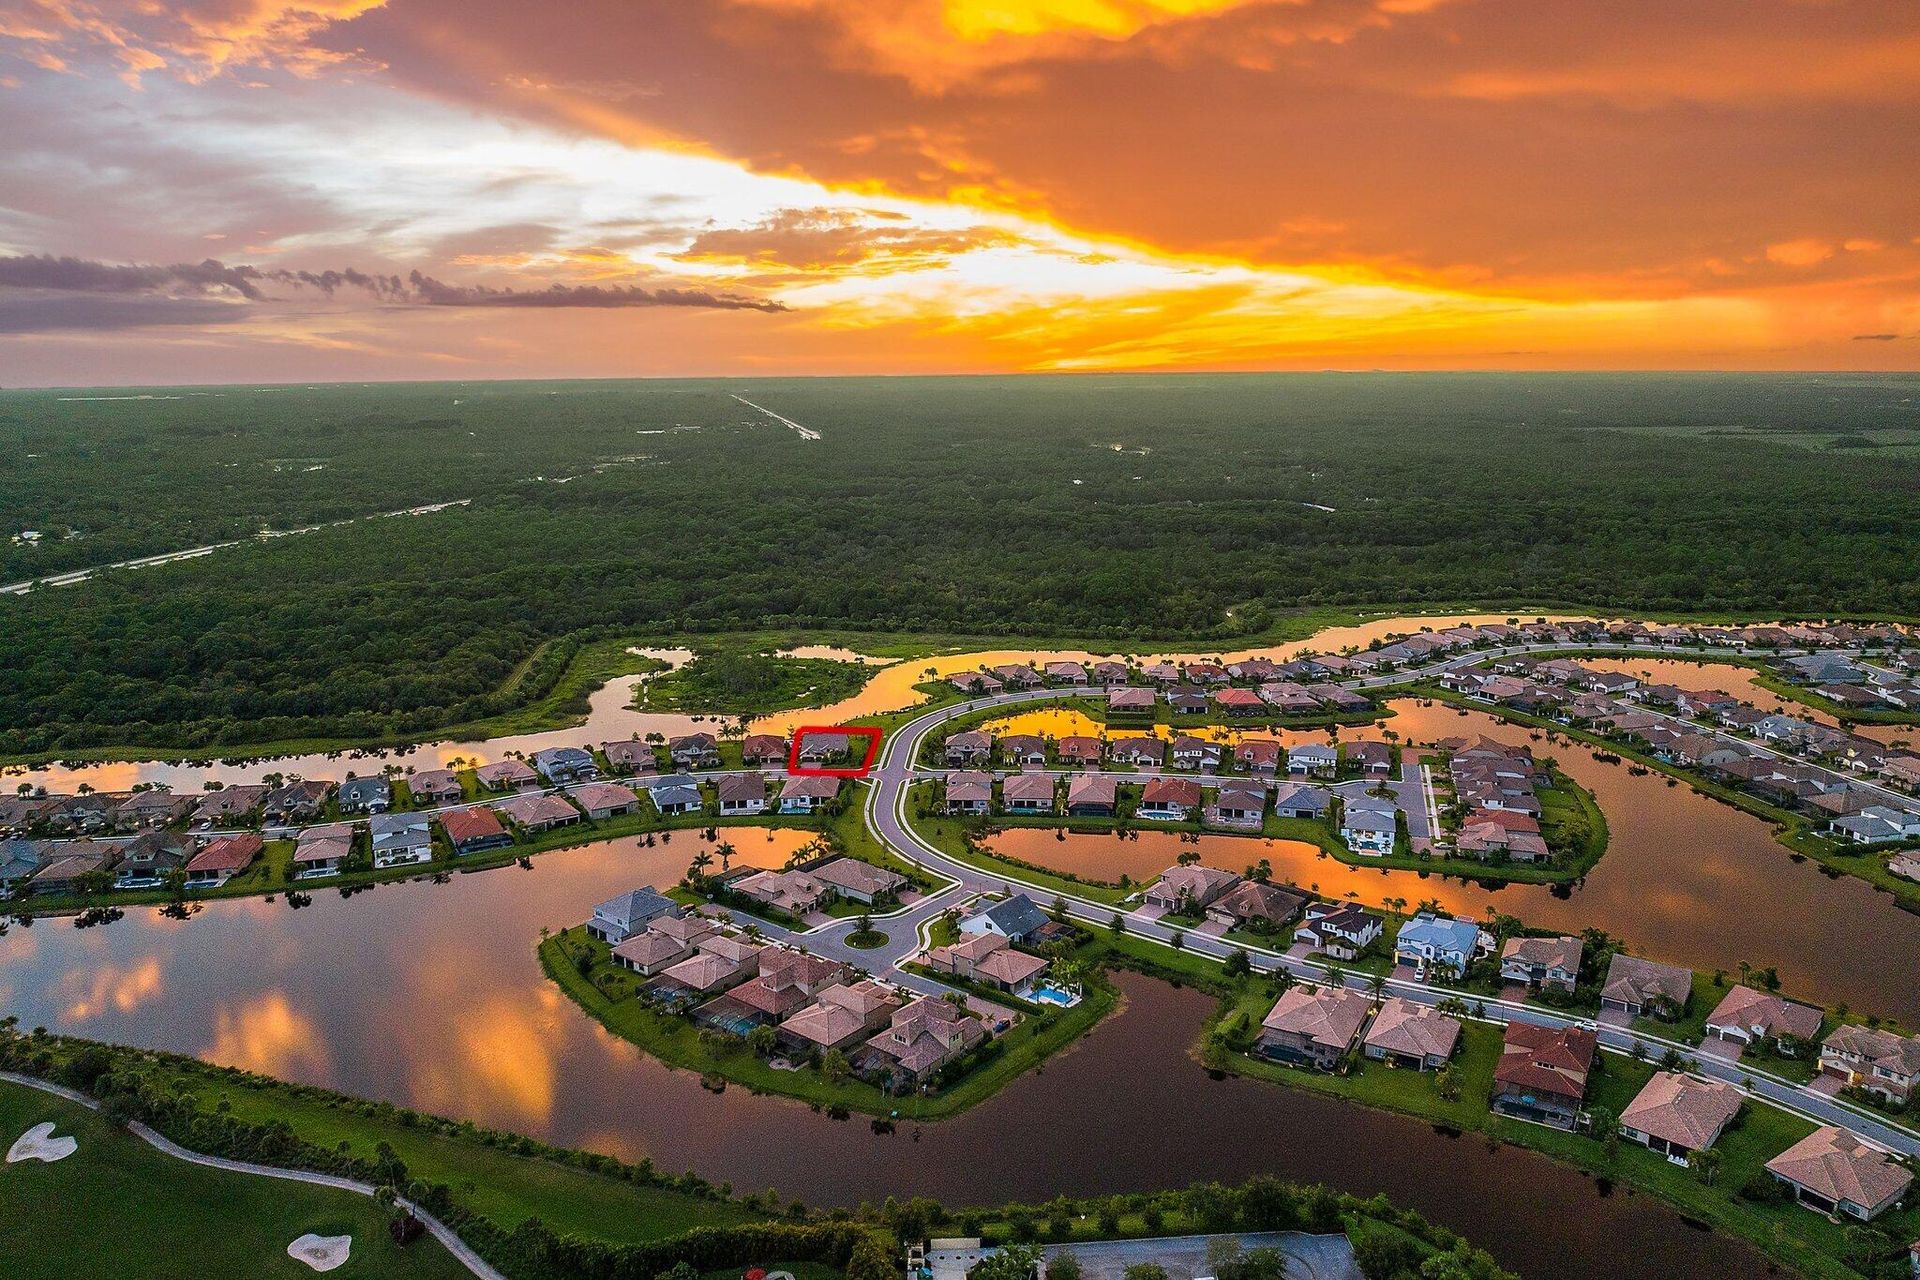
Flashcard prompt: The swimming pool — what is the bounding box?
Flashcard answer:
[1028,983,1080,1007]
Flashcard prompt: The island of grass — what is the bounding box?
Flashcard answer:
[639,647,877,715]
[538,924,1115,1120]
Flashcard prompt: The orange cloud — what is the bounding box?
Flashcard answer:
[204,991,333,1078]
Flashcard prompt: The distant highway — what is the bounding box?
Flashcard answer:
[731,394,821,440]
[0,500,470,597]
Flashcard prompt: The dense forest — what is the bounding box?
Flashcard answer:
[2,372,1918,756]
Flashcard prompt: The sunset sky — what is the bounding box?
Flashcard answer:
[2,0,1918,384]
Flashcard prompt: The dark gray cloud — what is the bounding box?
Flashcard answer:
[1852,332,1904,341]
[0,253,788,331]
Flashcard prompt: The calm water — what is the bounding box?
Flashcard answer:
[0,835,1769,1280]
[992,698,1920,1023]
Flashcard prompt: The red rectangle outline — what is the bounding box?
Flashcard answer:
[787,725,883,778]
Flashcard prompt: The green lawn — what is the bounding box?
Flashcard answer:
[126,1060,758,1246]
[639,649,874,715]
[540,926,1117,1121]
[0,1081,474,1280]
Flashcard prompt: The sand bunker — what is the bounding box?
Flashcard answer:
[6,1122,77,1164]
[287,1233,352,1272]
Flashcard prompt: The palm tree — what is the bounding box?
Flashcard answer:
[687,850,715,884]
[715,841,736,874]
[1366,973,1387,1001]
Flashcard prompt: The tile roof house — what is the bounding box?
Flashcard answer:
[669,733,721,766]
[1254,986,1372,1070]
[944,731,994,765]
[1234,739,1284,775]
[1619,1072,1743,1162]
[113,830,192,886]
[602,740,659,772]
[1107,686,1156,714]
[943,771,993,815]
[1362,997,1461,1070]
[1499,935,1584,994]
[569,781,640,820]
[811,856,907,905]
[1820,1025,1920,1104]
[655,936,765,997]
[1766,1127,1914,1221]
[855,996,989,1090]
[1045,660,1090,684]
[1214,687,1267,716]
[716,773,769,816]
[1601,954,1693,1019]
[1207,780,1268,829]
[1170,735,1223,770]
[705,948,852,1025]
[1109,737,1165,767]
[262,780,332,826]
[439,806,513,856]
[493,792,580,831]
[1065,773,1118,816]
[733,867,828,916]
[369,811,433,868]
[474,759,538,792]
[183,833,263,887]
[29,848,114,896]
[406,769,464,804]
[1000,771,1057,814]
[587,887,681,943]
[1057,736,1104,766]
[291,823,355,878]
[925,931,1050,995]
[1091,660,1132,683]
[1144,863,1238,912]
[777,980,904,1055]
[795,732,855,765]
[1000,735,1048,766]
[1204,879,1307,932]
[741,734,789,765]
[1491,1022,1597,1130]
[612,918,714,976]
[1704,985,1825,1048]
[1139,777,1202,820]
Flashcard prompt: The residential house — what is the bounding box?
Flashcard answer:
[669,733,721,767]
[110,791,194,831]
[990,663,1044,687]
[1346,741,1392,775]
[1170,735,1223,771]
[1204,880,1306,932]
[439,807,513,856]
[602,740,658,773]
[1045,660,1089,685]
[1270,782,1331,820]
[1091,660,1131,684]
[1057,736,1104,767]
[570,781,640,820]
[588,886,681,943]
[950,671,1003,695]
[262,780,331,827]
[292,824,354,879]
[406,769,463,805]
[1000,735,1048,767]
[945,891,1045,944]
[1065,773,1118,817]
[1620,1072,1743,1163]
[1234,740,1284,775]
[1829,806,1920,844]
[1288,744,1339,777]
[795,732,855,767]
[1601,954,1693,1020]
[28,847,113,896]
[702,949,851,1028]
[925,931,1050,996]
[1107,686,1156,715]
[612,913,716,976]
[1491,1022,1597,1129]
[1001,772,1056,814]
[113,831,192,887]
[1393,913,1481,980]
[777,981,904,1056]
[1820,1026,1920,1104]
[943,771,992,815]
[369,812,433,868]
[493,792,580,832]
[1766,1127,1913,1220]
[0,839,48,893]
[1144,863,1239,912]
[1166,688,1210,716]
[741,734,789,766]
[1109,737,1165,767]
[1254,986,1372,1070]
[650,776,706,816]
[474,759,538,792]
[1292,902,1383,959]
[733,868,828,916]
[1139,777,1202,820]
[1339,796,1398,855]
[653,935,765,999]
[531,746,599,785]
[1499,935,1584,994]
[337,776,393,815]
[1363,998,1461,1070]
[812,856,906,905]
[1207,780,1267,829]
[183,833,263,888]
[944,731,994,766]
[716,773,768,817]
[854,996,989,1091]
[1704,986,1824,1049]
[1214,687,1267,717]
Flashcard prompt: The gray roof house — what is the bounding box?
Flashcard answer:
[369,811,433,868]
[959,893,1050,943]
[337,776,393,815]
[532,746,600,784]
[588,886,681,943]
